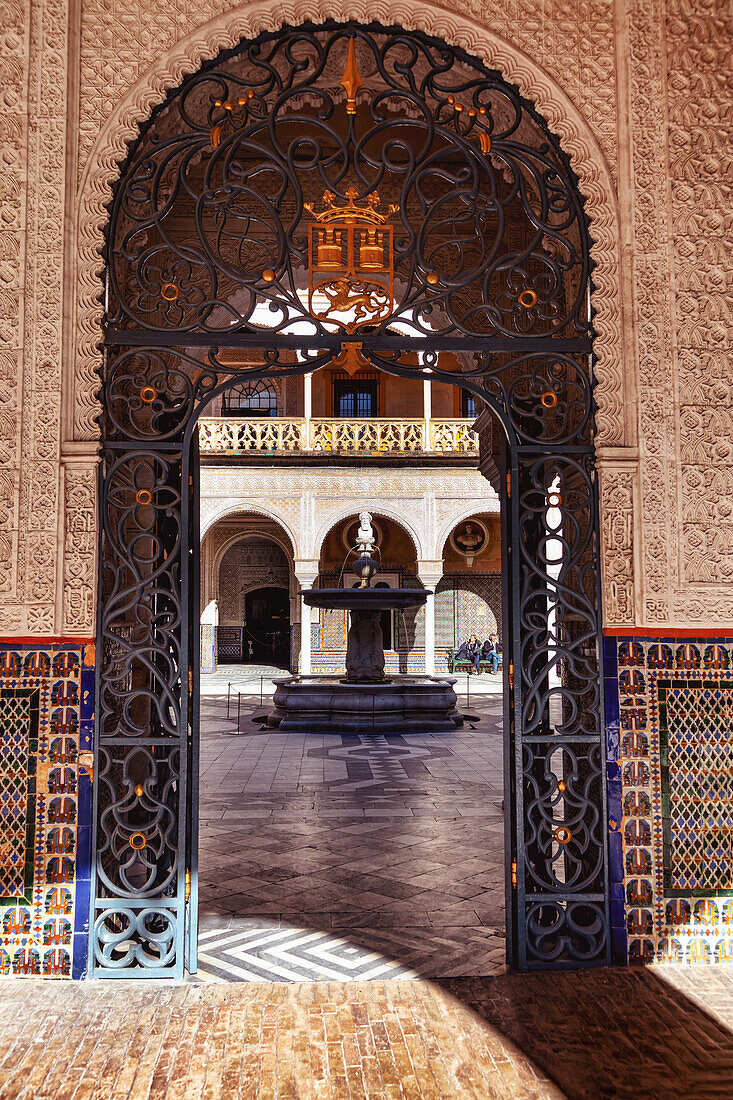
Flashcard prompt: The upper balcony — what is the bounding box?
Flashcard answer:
[198,417,478,457]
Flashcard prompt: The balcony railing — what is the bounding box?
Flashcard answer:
[198,417,478,455]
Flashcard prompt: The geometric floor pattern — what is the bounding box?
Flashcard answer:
[197,691,507,982]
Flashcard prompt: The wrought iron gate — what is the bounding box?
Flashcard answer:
[90,22,609,976]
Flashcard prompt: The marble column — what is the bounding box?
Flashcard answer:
[294,563,318,675]
[423,374,432,451]
[304,371,312,450]
[418,565,443,676]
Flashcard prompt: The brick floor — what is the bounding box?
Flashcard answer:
[2,968,733,1098]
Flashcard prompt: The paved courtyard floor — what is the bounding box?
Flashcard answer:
[2,967,733,1098]
[196,687,506,982]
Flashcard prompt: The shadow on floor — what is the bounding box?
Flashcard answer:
[439,966,733,1099]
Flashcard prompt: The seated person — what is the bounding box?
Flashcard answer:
[482,633,502,673]
[461,633,482,674]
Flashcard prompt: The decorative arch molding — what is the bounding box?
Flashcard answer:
[314,504,424,564]
[73,0,625,447]
[200,501,299,552]
[210,528,296,585]
[434,502,501,564]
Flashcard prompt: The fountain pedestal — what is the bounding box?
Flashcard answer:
[345,610,385,682]
[268,674,460,732]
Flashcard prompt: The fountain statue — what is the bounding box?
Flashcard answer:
[268,513,460,732]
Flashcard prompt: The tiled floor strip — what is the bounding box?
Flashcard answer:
[2,970,733,1098]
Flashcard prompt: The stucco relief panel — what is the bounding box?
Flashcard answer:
[12,0,729,633]
[627,0,677,625]
[599,466,637,626]
[666,0,733,595]
[0,0,30,612]
[0,0,71,630]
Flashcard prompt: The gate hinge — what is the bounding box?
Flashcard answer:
[511,859,517,889]
[508,659,514,689]
[506,471,511,498]
[185,869,191,901]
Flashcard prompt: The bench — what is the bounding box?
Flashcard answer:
[447,648,503,674]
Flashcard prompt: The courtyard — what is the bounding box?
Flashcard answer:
[195,679,506,982]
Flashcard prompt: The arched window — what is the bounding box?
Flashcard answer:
[222,381,277,417]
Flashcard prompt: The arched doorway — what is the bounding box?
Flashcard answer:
[92,23,608,977]
[204,524,295,667]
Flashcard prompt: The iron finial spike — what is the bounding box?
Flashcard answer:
[340,38,364,115]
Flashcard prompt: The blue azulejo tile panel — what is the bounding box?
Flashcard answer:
[0,642,94,978]
[611,635,733,965]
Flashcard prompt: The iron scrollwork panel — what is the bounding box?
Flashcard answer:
[511,449,609,967]
[91,437,188,976]
[91,347,321,976]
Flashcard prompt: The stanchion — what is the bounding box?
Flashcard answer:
[226,681,231,719]
[237,691,241,734]
[466,672,470,708]
[260,675,264,708]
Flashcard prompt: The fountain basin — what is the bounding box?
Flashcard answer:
[303,588,429,611]
[267,675,461,733]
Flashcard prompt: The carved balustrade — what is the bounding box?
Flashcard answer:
[198,418,478,455]
[198,418,307,452]
[429,420,480,453]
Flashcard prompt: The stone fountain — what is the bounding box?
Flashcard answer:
[268,513,460,732]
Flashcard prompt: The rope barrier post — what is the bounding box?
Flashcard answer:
[260,676,263,708]
[237,691,241,734]
[227,681,231,719]
[467,672,470,708]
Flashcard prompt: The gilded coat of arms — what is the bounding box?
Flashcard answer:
[306,188,398,339]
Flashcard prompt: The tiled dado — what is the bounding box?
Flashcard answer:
[0,642,94,979]
[605,635,733,965]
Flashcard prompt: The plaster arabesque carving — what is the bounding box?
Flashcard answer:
[5,0,728,633]
[600,469,636,625]
[665,0,733,590]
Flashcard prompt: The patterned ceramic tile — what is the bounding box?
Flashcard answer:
[608,636,733,964]
[0,643,94,979]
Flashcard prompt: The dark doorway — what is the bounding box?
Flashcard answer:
[244,586,290,667]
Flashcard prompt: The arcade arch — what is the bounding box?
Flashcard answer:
[202,513,296,668]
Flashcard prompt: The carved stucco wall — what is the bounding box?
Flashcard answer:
[0,0,731,637]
